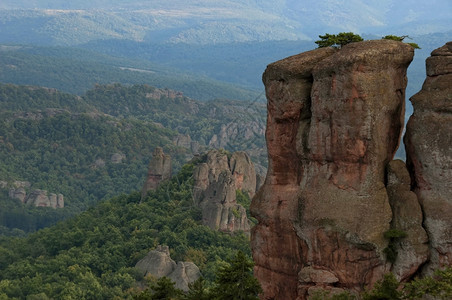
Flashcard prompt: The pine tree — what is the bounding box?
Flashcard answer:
[210,251,262,300]
[182,277,210,300]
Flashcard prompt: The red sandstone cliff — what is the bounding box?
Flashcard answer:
[251,40,427,299]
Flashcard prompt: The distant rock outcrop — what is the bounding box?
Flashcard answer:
[135,245,201,292]
[110,153,126,163]
[141,147,172,199]
[193,150,256,233]
[251,40,420,299]
[404,41,452,274]
[173,134,201,154]
[8,187,64,208]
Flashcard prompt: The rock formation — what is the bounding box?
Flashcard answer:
[141,147,172,199]
[386,160,429,281]
[110,152,126,163]
[192,150,256,233]
[251,40,420,299]
[6,183,64,208]
[173,134,201,154]
[9,187,27,203]
[404,41,452,274]
[135,245,201,292]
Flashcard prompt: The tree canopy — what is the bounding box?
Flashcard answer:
[315,33,420,49]
[315,32,363,48]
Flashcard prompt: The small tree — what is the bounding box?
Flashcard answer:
[182,277,210,300]
[210,251,262,300]
[382,35,420,49]
[315,32,363,48]
[134,277,183,300]
[362,273,402,300]
[403,267,452,299]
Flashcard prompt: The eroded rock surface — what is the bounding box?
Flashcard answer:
[135,245,201,292]
[7,187,64,208]
[193,150,256,233]
[404,41,452,274]
[141,147,172,199]
[251,40,415,299]
[386,160,429,281]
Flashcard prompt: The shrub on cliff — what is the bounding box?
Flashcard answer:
[382,35,420,49]
[315,32,363,48]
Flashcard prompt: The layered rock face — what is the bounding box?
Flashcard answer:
[141,147,172,199]
[7,186,64,208]
[193,150,256,232]
[251,40,417,299]
[404,42,452,274]
[135,245,201,291]
[386,160,429,281]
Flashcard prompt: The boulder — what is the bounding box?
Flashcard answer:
[111,153,126,163]
[135,245,176,278]
[251,40,415,299]
[141,147,172,199]
[135,245,201,292]
[168,262,202,292]
[404,41,452,274]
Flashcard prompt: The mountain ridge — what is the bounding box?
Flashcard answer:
[1,1,450,45]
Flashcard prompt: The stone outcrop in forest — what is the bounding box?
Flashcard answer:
[135,245,201,292]
[193,149,257,233]
[3,181,64,208]
[404,41,452,274]
[141,147,172,199]
[250,40,452,299]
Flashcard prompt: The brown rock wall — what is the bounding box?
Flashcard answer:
[193,150,257,233]
[404,41,452,274]
[252,40,416,299]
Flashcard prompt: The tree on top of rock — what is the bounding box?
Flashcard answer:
[315,32,363,48]
[382,35,421,49]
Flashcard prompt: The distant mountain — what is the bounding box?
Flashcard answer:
[0,44,260,100]
[0,1,450,45]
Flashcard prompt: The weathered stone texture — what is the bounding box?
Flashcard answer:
[193,150,256,233]
[141,147,172,199]
[404,41,452,274]
[251,40,416,299]
[135,245,201,292]
[386,160,429,281]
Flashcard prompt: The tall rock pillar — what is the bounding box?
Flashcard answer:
[404,41,452,274]
[141,147,172,199]
[251,40,415,299]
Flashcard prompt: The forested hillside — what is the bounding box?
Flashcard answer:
[0,45,260,100]
[0,163,252,299]
[0,83,266,235]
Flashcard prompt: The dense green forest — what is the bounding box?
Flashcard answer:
[0,163,254,299]
[0,83,266,234]
[1,161,450,299]
[0,45,260,101]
